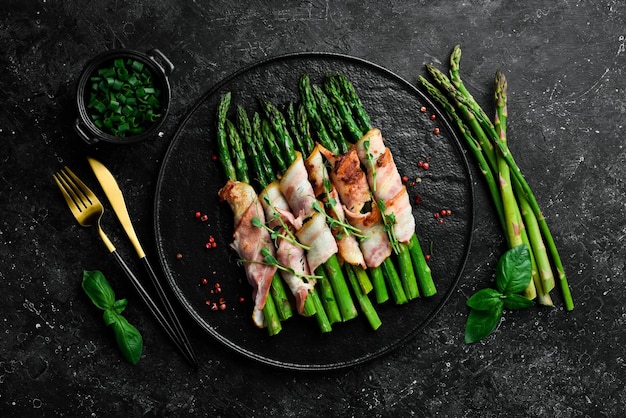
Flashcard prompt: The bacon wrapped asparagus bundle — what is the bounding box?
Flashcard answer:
[218,180,279,330]
[323,73,436,298]
[214,94,290,336]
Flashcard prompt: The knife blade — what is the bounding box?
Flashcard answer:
[87,157,146,257]
[87,157,198,368]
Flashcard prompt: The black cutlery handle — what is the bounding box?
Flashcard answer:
[110,250,197,367]
[141,255,198,366]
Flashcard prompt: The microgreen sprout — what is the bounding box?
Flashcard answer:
[363,139,377,192]
[377,199,401,254]
[237,247,322,282]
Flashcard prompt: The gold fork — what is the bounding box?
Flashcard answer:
[53,167,197,367]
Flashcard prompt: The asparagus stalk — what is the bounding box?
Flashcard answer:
[261,118,288,173]
[236,105,267,189]
[334,73,373,133]
[260,99,297,163]
[493,72,538,300]
[299,73,340,154]
[286,102,308,158]
[312,84,350,154]
[216,92,237,181]
[495,71,553,304]
[345,264,382,330]
[323,74,363,143]
[296,103,315,155]
[426,64,499,177]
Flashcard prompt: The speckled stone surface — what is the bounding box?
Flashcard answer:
[2,1,625,416]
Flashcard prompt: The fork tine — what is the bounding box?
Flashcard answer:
[53,171,84,214]
[59,167,96,209]
[62,166,100,206]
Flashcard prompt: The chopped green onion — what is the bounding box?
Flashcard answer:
[85,57,164,138]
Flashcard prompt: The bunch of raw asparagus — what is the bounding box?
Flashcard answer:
[418,45,573,311]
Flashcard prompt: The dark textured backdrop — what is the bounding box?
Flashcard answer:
[2,0,625,416]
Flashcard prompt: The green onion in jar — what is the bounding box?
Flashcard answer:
[86,58,163,137]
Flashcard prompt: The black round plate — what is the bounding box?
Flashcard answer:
[154,53,474,370]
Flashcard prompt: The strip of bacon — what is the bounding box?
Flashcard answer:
[295,211,338,272]
[304,144,366,268]
[259,181,315,315]
[355,128,416,244]
[279,152,339,271]
[279,151,317,219]
[218,180,277,328]
[321,146,392,268]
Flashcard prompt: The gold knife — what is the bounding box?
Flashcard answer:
[87,157,197,367]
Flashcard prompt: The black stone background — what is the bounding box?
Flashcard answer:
[2,0,625,416]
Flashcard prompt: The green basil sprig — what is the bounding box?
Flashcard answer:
[464,245,534,343]
[82,270,143,364]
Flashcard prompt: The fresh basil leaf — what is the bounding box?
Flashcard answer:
[466,288,504,311]
[495,244,532,294]
[464,304,503,344]
[112,315,143,365]
[82,270,115,310]
[102,309,118,326]
[503,294,535,310]
[112,298,128,315]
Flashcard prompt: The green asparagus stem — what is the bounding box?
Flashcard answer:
[261,289,282,336]
[299,73,339,154]
[315,266,342,324]
[449,45,494,135]
[260,99,297,163]
[261,118,287,173]
[296,103,315,155]
[370,263,389,303]
[324,74,363,142]
[251,112,276,184]
[225,119,249,184]
[398,243,419,300]
[335,73,373,132]
[351,264,374,295]
[286,102,308,157]
[216,92,237,181]
[308,286,333,333]
[312,83,350,153]
[495,71,554,304]
[269,272,294,321]
[426,64,499,177]
[493,71,537,300]
[345,263,382,330]
[408,234,436,297]
[323,254,358,321]
[382,258,408,305]
[236,105,268,189]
